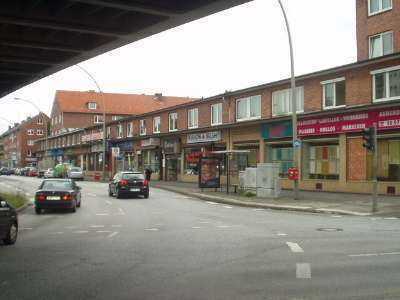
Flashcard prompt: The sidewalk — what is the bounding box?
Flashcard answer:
[151,180,400,217]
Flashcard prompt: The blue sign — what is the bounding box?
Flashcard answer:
[293,140,302,148]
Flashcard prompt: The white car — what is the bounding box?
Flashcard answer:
[68,167,84,181]
[44,168,55,178]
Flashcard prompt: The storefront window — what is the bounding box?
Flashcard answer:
[309,144,339,180]
[377,139,400,181]
[184,148,201,175]
[270,146,293,177]
[142,149,160,174]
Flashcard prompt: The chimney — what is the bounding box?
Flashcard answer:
[154,93,163,100]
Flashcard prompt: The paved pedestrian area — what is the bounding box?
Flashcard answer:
[151,180,400,217]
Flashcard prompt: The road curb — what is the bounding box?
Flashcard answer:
[16,201,31,213]
[153,185,372,217]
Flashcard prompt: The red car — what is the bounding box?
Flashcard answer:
[27,168,38,177]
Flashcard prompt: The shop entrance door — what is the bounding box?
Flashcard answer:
[166,158,178,181]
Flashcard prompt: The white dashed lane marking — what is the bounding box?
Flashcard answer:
[108,232,119,238]
[276,233,288,236]
[192,226,201,229]
[384,217,398,220]
[96,213,109,216]
[217,225,231,229]
[87,193,97,197]
[223,205,233,209]
[74,230,89,234]
[206,201,218,205]
[20,227,33,231]
[106,200,112,205]
[96,230,112,233]
[90,225,105,228]
[144,228,159,231]
[111,225,122,228]
[296,263,311,279]
[286,242,304,253]
[348,252,400,257]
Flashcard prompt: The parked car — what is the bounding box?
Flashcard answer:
[0,196,18,245]
[37,169,45,178]
[20,167,28,176]
[0,167,11,175]
[8,168,15,175]
[44,168,55,178]
[67,167,84,181]
[34,179,82,214]
[27,167,38,177]
[108,171,149,199]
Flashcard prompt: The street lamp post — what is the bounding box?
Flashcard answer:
[76,65,107,182]
[277,0,299,200]
[13,97,48,167]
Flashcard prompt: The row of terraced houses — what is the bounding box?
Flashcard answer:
[4,0,400,195]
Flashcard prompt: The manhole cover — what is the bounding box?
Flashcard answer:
[317,228,343,232]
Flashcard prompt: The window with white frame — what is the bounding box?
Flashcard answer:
[107,126,111,138]
[93,115,103,124]
[117,124,123,138]
[272,87,304,116]
[37,118,43,125]
[153,116,161,133]
[27,150,32,157]
[322,78,346,109]
[27,140,34,146]
[188,108,199,129]
[169,112,178,131]
[112,116,122,121]
[140,119,146,136]
[236,95,261,121]
[36,129,44,135]
[368,0,392,15]
[211,103,223,126]
[372,66,400,102]
[127,122,133,137]
[369,31,393,58]
[88,102,97,110]
[27,129,34,135]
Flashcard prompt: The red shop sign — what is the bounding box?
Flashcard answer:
[297,107,400,136]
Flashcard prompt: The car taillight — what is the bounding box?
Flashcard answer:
[143,179,149,186]
[36,194,46,201]
[62,194,72,201]
[120,179,128,186]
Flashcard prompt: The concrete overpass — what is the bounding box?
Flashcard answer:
[0,0,252,98]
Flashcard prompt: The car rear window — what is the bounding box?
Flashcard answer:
[122,173,144,180]
[41,181,73,190]
[70,168,82,172]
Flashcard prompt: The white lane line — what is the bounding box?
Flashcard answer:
[50,232,64,235]
[90,225,105,228]
[111,225,122,228]
[192,226,201,229]
[144,228,159,231]
[296,263,311,279]
[199,221,210,224]
[106,200,112,205]
[116,208,125,215]
[253,208,265,211]
[108,231,119,238]
[331,215,342,218]
[206,201,218,205]
[223,205,233,209]
[370,217,378,221]
[64,226,78,229]
[96,230,112,233]
[276,233,288,236]
[88,193,97,197]
[384,217,398,220]
[20,227,33,231]
[217,225,231,229]
[96,213,109,216]
[74,230,89,234]
[286,242,304,253]
[349,251,400,257]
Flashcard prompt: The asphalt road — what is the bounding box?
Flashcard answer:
[1,175,400,300]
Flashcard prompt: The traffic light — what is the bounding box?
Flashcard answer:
[362,127,375,151]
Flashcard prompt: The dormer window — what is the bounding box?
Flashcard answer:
[88,102,97,110]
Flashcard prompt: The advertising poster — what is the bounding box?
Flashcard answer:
[199,157,221,188]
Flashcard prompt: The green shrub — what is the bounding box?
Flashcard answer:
[0,192,28,209]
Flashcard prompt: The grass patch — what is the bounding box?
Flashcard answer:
[239,190,257,198]
[0,192,28,209]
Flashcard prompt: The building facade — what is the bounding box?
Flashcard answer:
[1,113,49,168]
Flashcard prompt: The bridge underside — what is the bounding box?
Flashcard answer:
[0,0,251,97]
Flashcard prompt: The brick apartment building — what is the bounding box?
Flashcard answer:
[1,112,49,168]
[50,90,195,136]
[35,0,400,195]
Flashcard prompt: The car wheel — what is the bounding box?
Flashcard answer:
[35,207,42,214]
[116,188,122,199]
[3,223,18,245]
[144,191,149,199]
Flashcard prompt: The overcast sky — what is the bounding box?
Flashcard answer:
[0,0,356,132]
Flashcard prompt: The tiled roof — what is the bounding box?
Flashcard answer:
[54,90,196,115]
